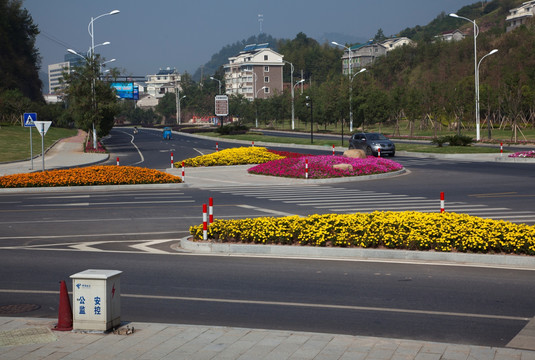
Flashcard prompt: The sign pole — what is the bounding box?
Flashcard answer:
[30,126,33,170]
[41,122,45,171]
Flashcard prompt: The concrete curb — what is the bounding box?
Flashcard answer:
[179,236,535,269]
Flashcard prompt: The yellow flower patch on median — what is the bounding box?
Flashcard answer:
[190,211,535,255]
[179,147,284,167]
[0,165,182,188]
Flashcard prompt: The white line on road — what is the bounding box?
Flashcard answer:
[237,204,295,217]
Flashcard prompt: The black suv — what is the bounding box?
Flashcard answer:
[349,132,395,157]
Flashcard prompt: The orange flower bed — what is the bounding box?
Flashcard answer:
[0,166,182,188]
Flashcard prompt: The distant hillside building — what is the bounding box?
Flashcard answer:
[224,43,284,101]
[434,29,466,42]
[506,0,535,32]
[145,67,181,98]
[338,37,413,75]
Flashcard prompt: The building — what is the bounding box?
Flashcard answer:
[224,43,284,101]
[338,37,413,75]
[47,53,85,95]
[145,67,181,98]
[434,29,466,42]
[506,0,535,32]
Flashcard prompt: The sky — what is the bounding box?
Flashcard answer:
[23,0,474,82]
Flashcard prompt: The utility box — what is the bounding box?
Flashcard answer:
[70,269,122,331]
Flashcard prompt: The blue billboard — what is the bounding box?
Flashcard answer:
[111,82,139,100]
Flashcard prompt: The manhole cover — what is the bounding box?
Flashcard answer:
[0,304,41,314]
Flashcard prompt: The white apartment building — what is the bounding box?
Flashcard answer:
[224,43,284,101]
[145,67,181,98]
[506,0,535,32]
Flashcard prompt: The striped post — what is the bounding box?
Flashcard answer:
[181,161,185,183]
[378,148,381,157]
[216,142,219,152]
[332,145,335,156]
[202,204,208,240]
[209,197,214,224]
[170,152,174,169]
[252,141,255,147]
[500,142,503,157]
[116,157,120,166]
[440,192,445,213]
[305,158,309,179]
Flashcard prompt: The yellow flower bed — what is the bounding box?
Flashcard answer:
[0,165,182,188]
[178,147,284,167]
[190,211,535,255]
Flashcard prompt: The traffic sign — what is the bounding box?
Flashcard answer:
[23,113,37,127]
[33,121,52,137]
[215,95,229,116]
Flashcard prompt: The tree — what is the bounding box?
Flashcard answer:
[0,0,43,101]
[373,28,386,42]
[63,55,118,143]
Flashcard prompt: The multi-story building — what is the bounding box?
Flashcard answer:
[337,37,413,75]
[434,29,466,42]
[47,53,85,95]
[145,67,181,98]
[506,0,535,32]
[224,43,284,101]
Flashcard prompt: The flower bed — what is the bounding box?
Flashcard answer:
[190,212,535,255]
[179,147,285,167]
[509,150,535,158]
[248,155,403,178]
[0,166,181,188]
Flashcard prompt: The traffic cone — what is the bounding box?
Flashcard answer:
[53,280,73,331]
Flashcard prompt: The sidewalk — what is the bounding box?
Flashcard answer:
[1,130,535,359]
[1,316,535,360]
[0,130,109,176]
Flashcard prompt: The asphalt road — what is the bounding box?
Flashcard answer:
[0,127,534,347]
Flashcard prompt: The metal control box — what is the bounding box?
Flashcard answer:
[70,269,122,331]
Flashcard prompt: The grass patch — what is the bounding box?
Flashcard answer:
[0,126,78,162]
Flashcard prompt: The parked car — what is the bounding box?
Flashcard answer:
[349,132,395,157]
[163,127,172,140]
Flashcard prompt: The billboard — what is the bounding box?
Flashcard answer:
[111,82,139,100]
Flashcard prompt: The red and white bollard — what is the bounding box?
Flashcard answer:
[202,204,208,240]
[378,148,381,157]
[216,142,219,152]
[170,152,174,169]
[500,142,503,157]
[440,192,445,213]
[332,145,335,156]
[305,158,309,179]
[252,141,255,147]
[116,157,120,166]
[209,197,214,224]
[181,161,185,183]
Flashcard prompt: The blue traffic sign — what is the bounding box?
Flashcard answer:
[23,113,37,127]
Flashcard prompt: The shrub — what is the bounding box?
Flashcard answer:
[216,123,249,135]
[431,135,474,147]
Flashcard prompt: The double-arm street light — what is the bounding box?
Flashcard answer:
[210,76,222,95]
[87,9,120,149]
[478,49,498,138]
[332,41,358,132]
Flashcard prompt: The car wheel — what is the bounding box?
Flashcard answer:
[366,146,373,156]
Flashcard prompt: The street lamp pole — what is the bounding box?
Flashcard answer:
[449,13,481,140]
[87,9,119,149]
[477,49,498,139]
[255,86,268,128]
[293,79,305,131]
[210,76,222,94]
[284,61,297,130]
[332,41,355,132]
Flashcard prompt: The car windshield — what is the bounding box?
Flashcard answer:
[368,133,387,140]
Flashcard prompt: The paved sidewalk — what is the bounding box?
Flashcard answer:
[1,317,535,360]
[0,130,109,176]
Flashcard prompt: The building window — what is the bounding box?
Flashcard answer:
[264,76,269,83]
[264,66,269,72]
[264,55,268,60]
[264,87,270,94]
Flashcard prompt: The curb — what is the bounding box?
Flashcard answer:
[179,237,535,269]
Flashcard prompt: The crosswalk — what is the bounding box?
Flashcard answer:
[208,185,535,224]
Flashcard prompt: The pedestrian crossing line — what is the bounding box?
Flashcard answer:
[290,198,434,205]
[276,194,416,202]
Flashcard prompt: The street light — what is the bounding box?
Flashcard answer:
[210,76,222,94]
[477,49,498,139]
[332,41,356,132]
[87,9,120,149]
[100,58,115,74]
[255,86,268,128]
[449,12,481,140]
[293,79,305,131]
[283,60,297,130]
[178,95,186,126]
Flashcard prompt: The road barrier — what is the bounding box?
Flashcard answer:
[202,204,208,240]
[440,192,445,213]
[116,157,120,166]
[181,161,185,183]
[216,142,219,152]
[209,197,214,224]
[305,158,309,179]
[170,152,174,169]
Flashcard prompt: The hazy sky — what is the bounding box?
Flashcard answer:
[23,0,473,79]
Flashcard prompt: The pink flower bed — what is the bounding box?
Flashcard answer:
[248,155,403,179]
[509,150,535,158]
